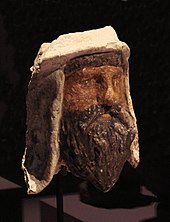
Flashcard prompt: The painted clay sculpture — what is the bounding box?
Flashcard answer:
[22,26,139,194]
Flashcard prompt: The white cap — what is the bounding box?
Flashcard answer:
[32,26,130,76]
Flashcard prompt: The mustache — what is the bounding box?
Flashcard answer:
[62,104,134,133]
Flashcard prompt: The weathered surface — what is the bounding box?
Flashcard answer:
[22,70,64,194]
[22,26,139,194]
[30,26,129,76]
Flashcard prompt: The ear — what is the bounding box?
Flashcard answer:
[22,69,65,194]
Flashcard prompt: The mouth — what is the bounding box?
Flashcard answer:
[96,113,112,121]
[88,104,122,126]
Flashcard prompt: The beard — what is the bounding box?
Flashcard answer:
[59,104,135,192]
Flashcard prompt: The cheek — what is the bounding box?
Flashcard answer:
[63,81,98,111]
[113,77,127,107]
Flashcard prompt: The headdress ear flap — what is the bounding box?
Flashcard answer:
[128,132,140,168]
[119,44,140,168]
[22,69,65,194]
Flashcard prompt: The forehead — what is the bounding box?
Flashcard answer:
[64,51,123,74]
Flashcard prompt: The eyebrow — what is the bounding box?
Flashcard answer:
[64,51,122,75]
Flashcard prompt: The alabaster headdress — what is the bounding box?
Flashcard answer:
[22,26,139,194]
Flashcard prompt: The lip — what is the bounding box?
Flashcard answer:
[96,113,112,121]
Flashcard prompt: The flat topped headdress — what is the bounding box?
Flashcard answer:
[22,26,139,194]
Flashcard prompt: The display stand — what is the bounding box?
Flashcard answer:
[56,173,63,222]
[56,167,67,222]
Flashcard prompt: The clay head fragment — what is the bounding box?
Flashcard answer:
[22,26,139,194]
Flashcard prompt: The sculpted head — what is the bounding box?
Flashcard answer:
[22,26,139,194]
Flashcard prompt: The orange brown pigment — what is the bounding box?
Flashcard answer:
[63,65,127,112]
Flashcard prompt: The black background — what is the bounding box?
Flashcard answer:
[0,0,170,221]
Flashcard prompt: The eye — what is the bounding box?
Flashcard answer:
[81,80,89,85]
[79,78,92,85]
[96,76,103,84]
[95,76,106,91]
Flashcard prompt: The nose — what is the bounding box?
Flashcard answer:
[103,86,115,106]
